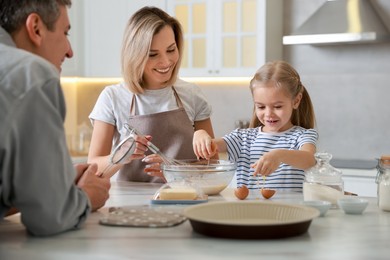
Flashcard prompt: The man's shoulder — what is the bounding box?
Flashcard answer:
[1,45,59,96]
[15,47,58,78]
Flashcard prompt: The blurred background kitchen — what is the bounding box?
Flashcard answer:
[62,0,390,183]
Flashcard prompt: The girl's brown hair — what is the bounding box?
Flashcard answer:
[249,60,316,129]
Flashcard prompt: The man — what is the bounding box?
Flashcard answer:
[0,0,111,236]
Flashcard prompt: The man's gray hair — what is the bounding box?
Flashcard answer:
[0,0,71,33]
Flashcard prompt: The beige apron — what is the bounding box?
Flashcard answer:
[117,87,196,182]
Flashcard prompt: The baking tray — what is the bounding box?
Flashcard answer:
[184,201,320,239]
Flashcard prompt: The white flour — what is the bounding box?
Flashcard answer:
[379,182,390,211]
[303,182,344,205]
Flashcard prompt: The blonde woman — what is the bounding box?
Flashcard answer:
[89,7,216,182]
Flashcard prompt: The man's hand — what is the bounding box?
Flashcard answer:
[75,163,111,211]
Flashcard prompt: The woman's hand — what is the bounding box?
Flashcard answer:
[193,130,218,159]
[142,154,166,181]
[120,134,151,164]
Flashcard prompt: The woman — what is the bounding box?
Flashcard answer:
[88,7,216,182]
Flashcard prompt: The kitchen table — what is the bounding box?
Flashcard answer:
[1,181,389,260]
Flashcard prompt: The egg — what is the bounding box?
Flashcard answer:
[261,189,276,199]
[234,185,249,200]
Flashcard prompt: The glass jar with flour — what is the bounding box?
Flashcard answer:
[376,155,390,211]
[303,152,344,207]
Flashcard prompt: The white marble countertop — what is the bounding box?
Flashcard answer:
[1,181,390,260]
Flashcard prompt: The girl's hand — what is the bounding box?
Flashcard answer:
[193,130,218,159]
[251,150,281,176]
[142,154,166,181]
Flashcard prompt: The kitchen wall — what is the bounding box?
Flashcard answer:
[61,78,254,156]
[63,0,390,163]
[283,0,390,162]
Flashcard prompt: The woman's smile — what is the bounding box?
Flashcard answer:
[155,66,172,74]
[143,25,179,89]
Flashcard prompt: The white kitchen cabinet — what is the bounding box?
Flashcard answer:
[63,0,167,77]
[167,0,283,77]
[62,0,282,77]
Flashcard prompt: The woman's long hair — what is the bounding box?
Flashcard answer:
[121,7,184,94]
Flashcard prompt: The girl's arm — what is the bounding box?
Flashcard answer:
[193,118,220,159]
[193,126,227,159]
[252,143,316,176]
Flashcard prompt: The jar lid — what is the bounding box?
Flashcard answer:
[380,155,390,165]
[305,152,343,182]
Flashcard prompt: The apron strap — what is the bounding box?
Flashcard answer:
[172,86,184,108]
[129,86,184,116]
[130,95,136,116]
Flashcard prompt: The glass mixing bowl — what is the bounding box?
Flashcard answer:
[162,159,236,195]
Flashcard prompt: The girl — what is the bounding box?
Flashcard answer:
[193,61,318,191]
[88,7,216,181]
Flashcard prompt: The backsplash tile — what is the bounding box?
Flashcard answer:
[60,78,254,155]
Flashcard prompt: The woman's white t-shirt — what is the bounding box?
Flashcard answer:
[89,78,212,147]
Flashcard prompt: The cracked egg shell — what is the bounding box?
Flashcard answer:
[234,185,249,200]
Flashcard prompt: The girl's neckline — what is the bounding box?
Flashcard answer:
[259,125,297,135]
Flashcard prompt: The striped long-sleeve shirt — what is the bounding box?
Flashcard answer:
[223,126,318,192]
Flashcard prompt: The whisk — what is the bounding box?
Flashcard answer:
[146,141,184,165]
[100,125,184,176]
[124,124,184,165]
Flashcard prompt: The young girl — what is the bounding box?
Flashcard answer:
[193,61,318,191]
[88,7,216,181]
